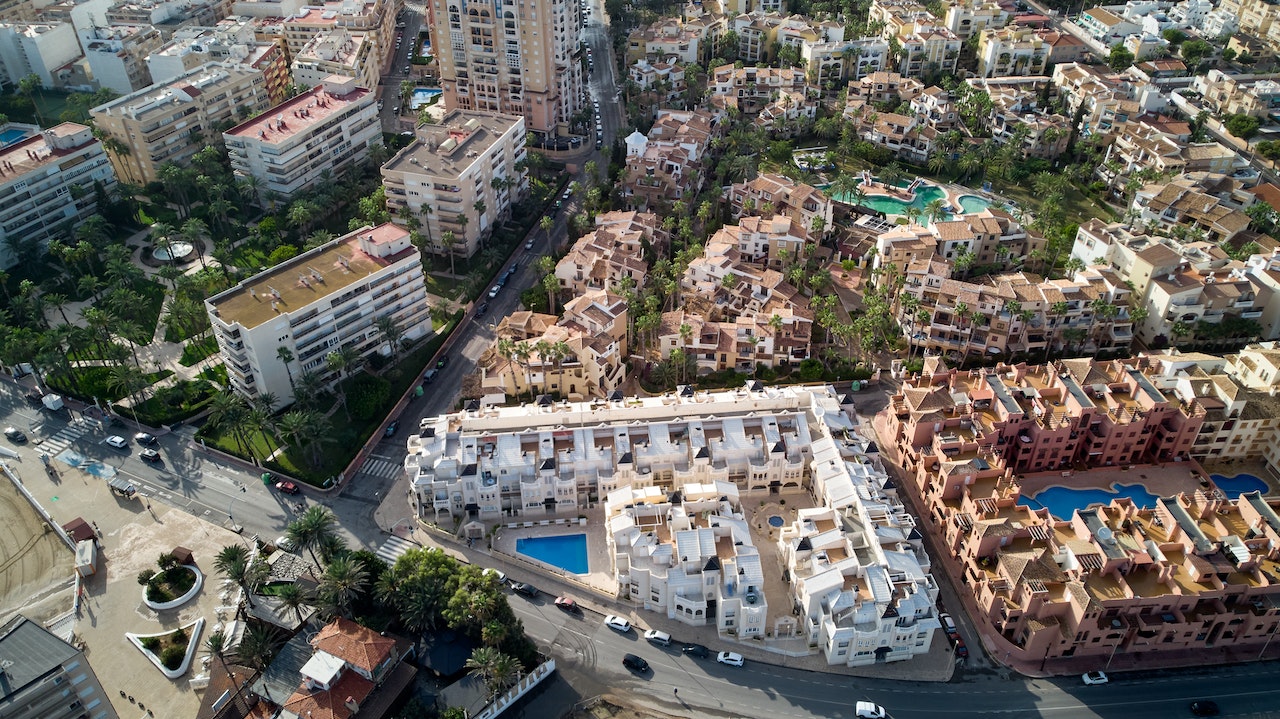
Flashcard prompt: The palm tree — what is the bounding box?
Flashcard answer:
[465,647,501,691]
[207,392,253,459]
[286,506,339,568]
[181,218,210,270]
[374,314,405,358]
[237,625,279,670]
[924,198,947,223]
[325,345,361,417]
[204,630,232,679]
[320,555,369,618]
[489,652,521,695]
[275,581,311,623]
[214,544,260,609]
[276,346,296,396]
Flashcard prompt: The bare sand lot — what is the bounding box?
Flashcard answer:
[0,479,74,623]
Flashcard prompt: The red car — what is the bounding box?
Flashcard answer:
[955,639,969,658]
[554,596,579,612]
[276,481,300,495]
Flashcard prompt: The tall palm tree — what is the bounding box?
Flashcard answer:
[275,582,311,624]
[237,625,279,670]
[325,345,361,417]
[286,506,339,568]
[374,314,405,359]
[276,346,296,397]
[214,545,258,609]
[465,647,501,690]
[320,555,368,618]
[204,630,232,679]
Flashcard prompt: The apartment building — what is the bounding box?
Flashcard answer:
[657,306,813,373]
[146,22,291,104]
[291,27,377,90]
[1052,62,1167,137]
[405,384,939,663]
[626,17,707,65]
[381,109,527,260]
[0,21,80,88]
[106,0,231,30]
[802,36,889,88]
[622,109,720,212]
[479,289,628,401]
[870,0,961,78]
[1220,0,1280,52]
[1076,6,1142,45]
[0,123,116,269]
[845,85,957,164]
[1193,70,1280,119]
[969,77,1071,160]
[205,222,431,405]
[277,617,413,719]
[1096,119,1241,195]
[223,76,379,200]
[708,65,806,115]
[429,0,584,137]
[1131,177,1252,244]
[724,173,833,235]
[781,448,940,667]
[628,57,686,99]
[0,615,118,719]
[875,205,1044,271]
[944,0,1009,40]
[90,61,268,185]
[554,210,661,296]
[79,24,162,94]
[681,234,808,321]
[884,356,1280,670]
[976,26,1049,78]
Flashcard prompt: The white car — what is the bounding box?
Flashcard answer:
[275,536,295,552]
[604,615,632,633]
[855,702,886,719]
[643,629,671,646]
[716,651,744,667]
[1082,671,1109,685]
[483,568,507,584]
[105,435,128,449]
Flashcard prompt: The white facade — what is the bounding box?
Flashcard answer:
[206,223,432,405]
[79,24,162,94]
[223,76,380,200]
[0,123,116,269]
[0,21,80,88]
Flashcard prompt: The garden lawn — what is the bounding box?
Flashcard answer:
[180,335,219,366]
[203,426,289,469]
[425,273,464,300]
[117,280,167,345]
[129,379,219,426]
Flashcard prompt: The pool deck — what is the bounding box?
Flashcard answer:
[1016,458,1279,514]
[856,177,985,215]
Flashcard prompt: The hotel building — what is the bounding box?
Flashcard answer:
[0,123,116,269]
[0,615,118,719]
[223,76,380,200]
[205,222,430,406]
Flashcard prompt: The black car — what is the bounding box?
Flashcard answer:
[4,427,27,443]
[622,654,649,673]
[511,582,539,597]
[681,643,709,659]
[140,448,161,463]
[1190,701,1220,717]
[477,302,489,317]
[384,421,400,438]
[436,356,449,369]
[134,432,157,445]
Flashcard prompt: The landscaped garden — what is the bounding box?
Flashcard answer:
[137,552,198,605]
[139,627,191,671]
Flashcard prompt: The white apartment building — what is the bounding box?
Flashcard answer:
[780,441,941,667]
[206,222,431,406]
[290,27,378,91]
[223,76,380,199]
[430,0,585,137]
[106,0,230,28]
[0,123,116,269]
[90,61,269,185]
[145,22,293,104]
[80,24,163,94]
[0,615,119,719]
[0,21,81,89]
[944,0,1009,40]
[977,26,1050,78]
[381,109,527,259]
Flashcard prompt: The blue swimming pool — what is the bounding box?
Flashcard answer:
[830,179,993,216]
[0,128,29,146]
[1210,473,1270,496]
[517,533,589,574]
[1018,482,1162,521]
[410,88,441,110]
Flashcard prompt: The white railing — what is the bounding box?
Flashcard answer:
[470,659,556,719]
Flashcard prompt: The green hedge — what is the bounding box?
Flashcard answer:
[123,379,219,427]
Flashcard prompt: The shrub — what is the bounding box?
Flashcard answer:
[347,374,391,420]
[157,552,178,570]
[160,645,185,670]
[173,627,187,643]
[797,358,824,382]
[137,569,156,586]
[141,637,160,652]
[146,584,173,603]
[268,244,299,265]
[755,363,778,382]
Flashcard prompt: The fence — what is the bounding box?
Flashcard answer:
[470,659,556,719]
[1,461,75,551]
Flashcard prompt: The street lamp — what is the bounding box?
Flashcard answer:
[227,483,246,532]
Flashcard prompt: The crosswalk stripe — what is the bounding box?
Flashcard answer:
[375,535,416,565]
[359,459,402,479]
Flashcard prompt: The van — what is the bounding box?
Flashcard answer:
[643,629,671,646]
[422,368,439,384]
[939,613,957,636]
[855,702,885,719]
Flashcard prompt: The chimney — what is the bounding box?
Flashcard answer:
[344,696,360,714]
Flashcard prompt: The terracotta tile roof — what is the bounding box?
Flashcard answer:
[313,618,395,674]
[283,668,374,719]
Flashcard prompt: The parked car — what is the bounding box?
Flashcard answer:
[939,613,957,637]
[554,596,579,612]
[1081,671,1109,685]
[384,421,400,438]
[436,356,449,369]
[1190,701,1220,716]
[105,435,128,449]
[716,651,744,667]
[854,702,886,719]
[954,639,969,658]
[488,284,502,298]
[483,568,507,584]
[275,481,300,495]
[621,653,649,673]
[681,643,709,659]
[525,239,535,250]
[604,615,632,633]
[476,302,489,317]
[643,629,671,646]
[422,368,439,384]
[511,582,539,597]
[4,427,26,443]
[140,448,161,463]
[274,536,295,552]
[134,432,157,445]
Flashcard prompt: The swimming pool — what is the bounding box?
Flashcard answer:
[1018,482,1162,521]
[516,533,589,574]
[0,128,29,146]
[1210,473,1269,497]
[410,88,441,110]
[832,179,993,216]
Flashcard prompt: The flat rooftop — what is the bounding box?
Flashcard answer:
[208,223,408,329]
[0,123,92,182]
[225,83,369,142]
[383,110,522,178]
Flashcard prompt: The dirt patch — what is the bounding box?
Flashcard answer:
[0,480,75,624]
[564,695,696,719]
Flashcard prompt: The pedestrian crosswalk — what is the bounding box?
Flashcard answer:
[38,421,91,455]
[359,459,403,479]
[375,535,417,565]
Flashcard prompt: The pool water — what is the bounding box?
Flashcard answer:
[410,88,442,109]
[1210,473,1269,496]
[516,533,589,574]
[957,195,992,213]
[1018,482,1162,521]
[832,179,992,216]
[767,515,784,527]
[0,128,29,146]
